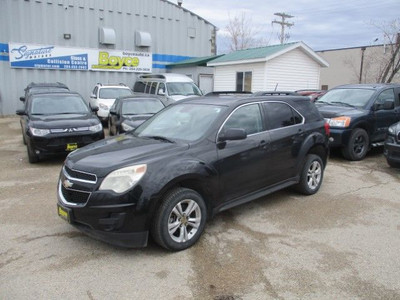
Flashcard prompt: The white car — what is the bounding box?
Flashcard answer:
[89,83,133,122]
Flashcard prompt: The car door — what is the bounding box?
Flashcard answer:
[371,88,398,142]
[262,101,306,183]
[215,103,270,202]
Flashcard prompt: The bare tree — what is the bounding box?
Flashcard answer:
[373,19,400,83]
[225,12,265,52]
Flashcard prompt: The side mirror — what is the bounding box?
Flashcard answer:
[91,106,99,112]
[109,109,116,115]
[90,94,96,98]
[218,128,247,142]
[16,109,26,116]
[158,89,165,96]
[20,96,25,102]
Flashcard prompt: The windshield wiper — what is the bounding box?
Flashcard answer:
[142,135,175,143]
[331,101,356,108]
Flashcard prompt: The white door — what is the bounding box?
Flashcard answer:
[199,74,214,94]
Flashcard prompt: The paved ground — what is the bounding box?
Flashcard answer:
[1,116,399,300]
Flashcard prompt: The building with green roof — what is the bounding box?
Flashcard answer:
[207,42,329,92]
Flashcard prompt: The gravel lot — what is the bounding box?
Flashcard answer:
[1,116,399,299]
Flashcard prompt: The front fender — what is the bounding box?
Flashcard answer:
[136,158,218,212]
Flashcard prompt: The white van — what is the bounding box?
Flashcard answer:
[133,73,203,102]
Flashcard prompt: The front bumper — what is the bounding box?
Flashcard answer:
[384,139,400,164]
[57,168,149,248]
[29,131,104,157]
[328,128,352,148]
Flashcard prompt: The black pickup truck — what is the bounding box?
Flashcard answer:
[315,84,400,161]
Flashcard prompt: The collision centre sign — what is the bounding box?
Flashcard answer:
[9,43,152,73]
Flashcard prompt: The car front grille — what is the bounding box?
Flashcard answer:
[64,166,97,183]
[60,184,90,205]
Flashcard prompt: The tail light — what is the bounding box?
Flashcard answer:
[324,122,330,136]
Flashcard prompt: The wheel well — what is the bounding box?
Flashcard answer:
[147,178,214,224]
[308,144,328,167]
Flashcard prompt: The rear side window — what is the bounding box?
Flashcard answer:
[223,104,263,135]
[263,102,303,130]
[133,81,146,93]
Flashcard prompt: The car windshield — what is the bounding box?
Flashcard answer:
[122,99,165,115]
[30,95,89,115]
[316,88,375,108]
[99,88,133,99]
[166,82,202,96]
[135,103,226,142]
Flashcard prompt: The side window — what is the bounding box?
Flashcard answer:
[158,83,166,95]
[150,82,158,94]
[222,104,263,135]
[144,82,151,94]
[133,81,146,93]
[264,102,303,130]
[375,89,395,107]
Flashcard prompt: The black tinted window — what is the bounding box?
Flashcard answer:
[133,81,146,93]
[264,102,302,130]
[223,104,263,135]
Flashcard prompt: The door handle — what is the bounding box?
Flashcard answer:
[259,140,267,149]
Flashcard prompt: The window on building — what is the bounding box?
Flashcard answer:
[236,72,252,92]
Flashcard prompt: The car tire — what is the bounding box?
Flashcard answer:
[295,154,324,195]
[27,144,39,163]
[341,128,369,161]
[108,120,113,136]
[151,188,207,251]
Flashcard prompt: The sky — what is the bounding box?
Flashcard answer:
[179,0,400,53]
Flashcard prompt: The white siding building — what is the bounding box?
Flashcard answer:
[208,42,329,92]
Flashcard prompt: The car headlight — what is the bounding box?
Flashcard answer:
[326,116,351,128]
[99,164,147,193]
[89,123,103,132]
[121,122,134,132]
[29,127,50,136]
[99,103,108,110]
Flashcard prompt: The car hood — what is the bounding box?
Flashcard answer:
[30,113,100,128]
[66,134,189,177]
[315,104,366,118]
[169,95,200,101]
[122,114,153,128]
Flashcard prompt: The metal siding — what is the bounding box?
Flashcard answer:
[0,0,216,115]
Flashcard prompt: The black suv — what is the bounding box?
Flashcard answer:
[16,91,104,163]
[57,95,329,251]
[315,84,400,161]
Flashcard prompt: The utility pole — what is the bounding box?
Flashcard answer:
[272,12,294,44]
